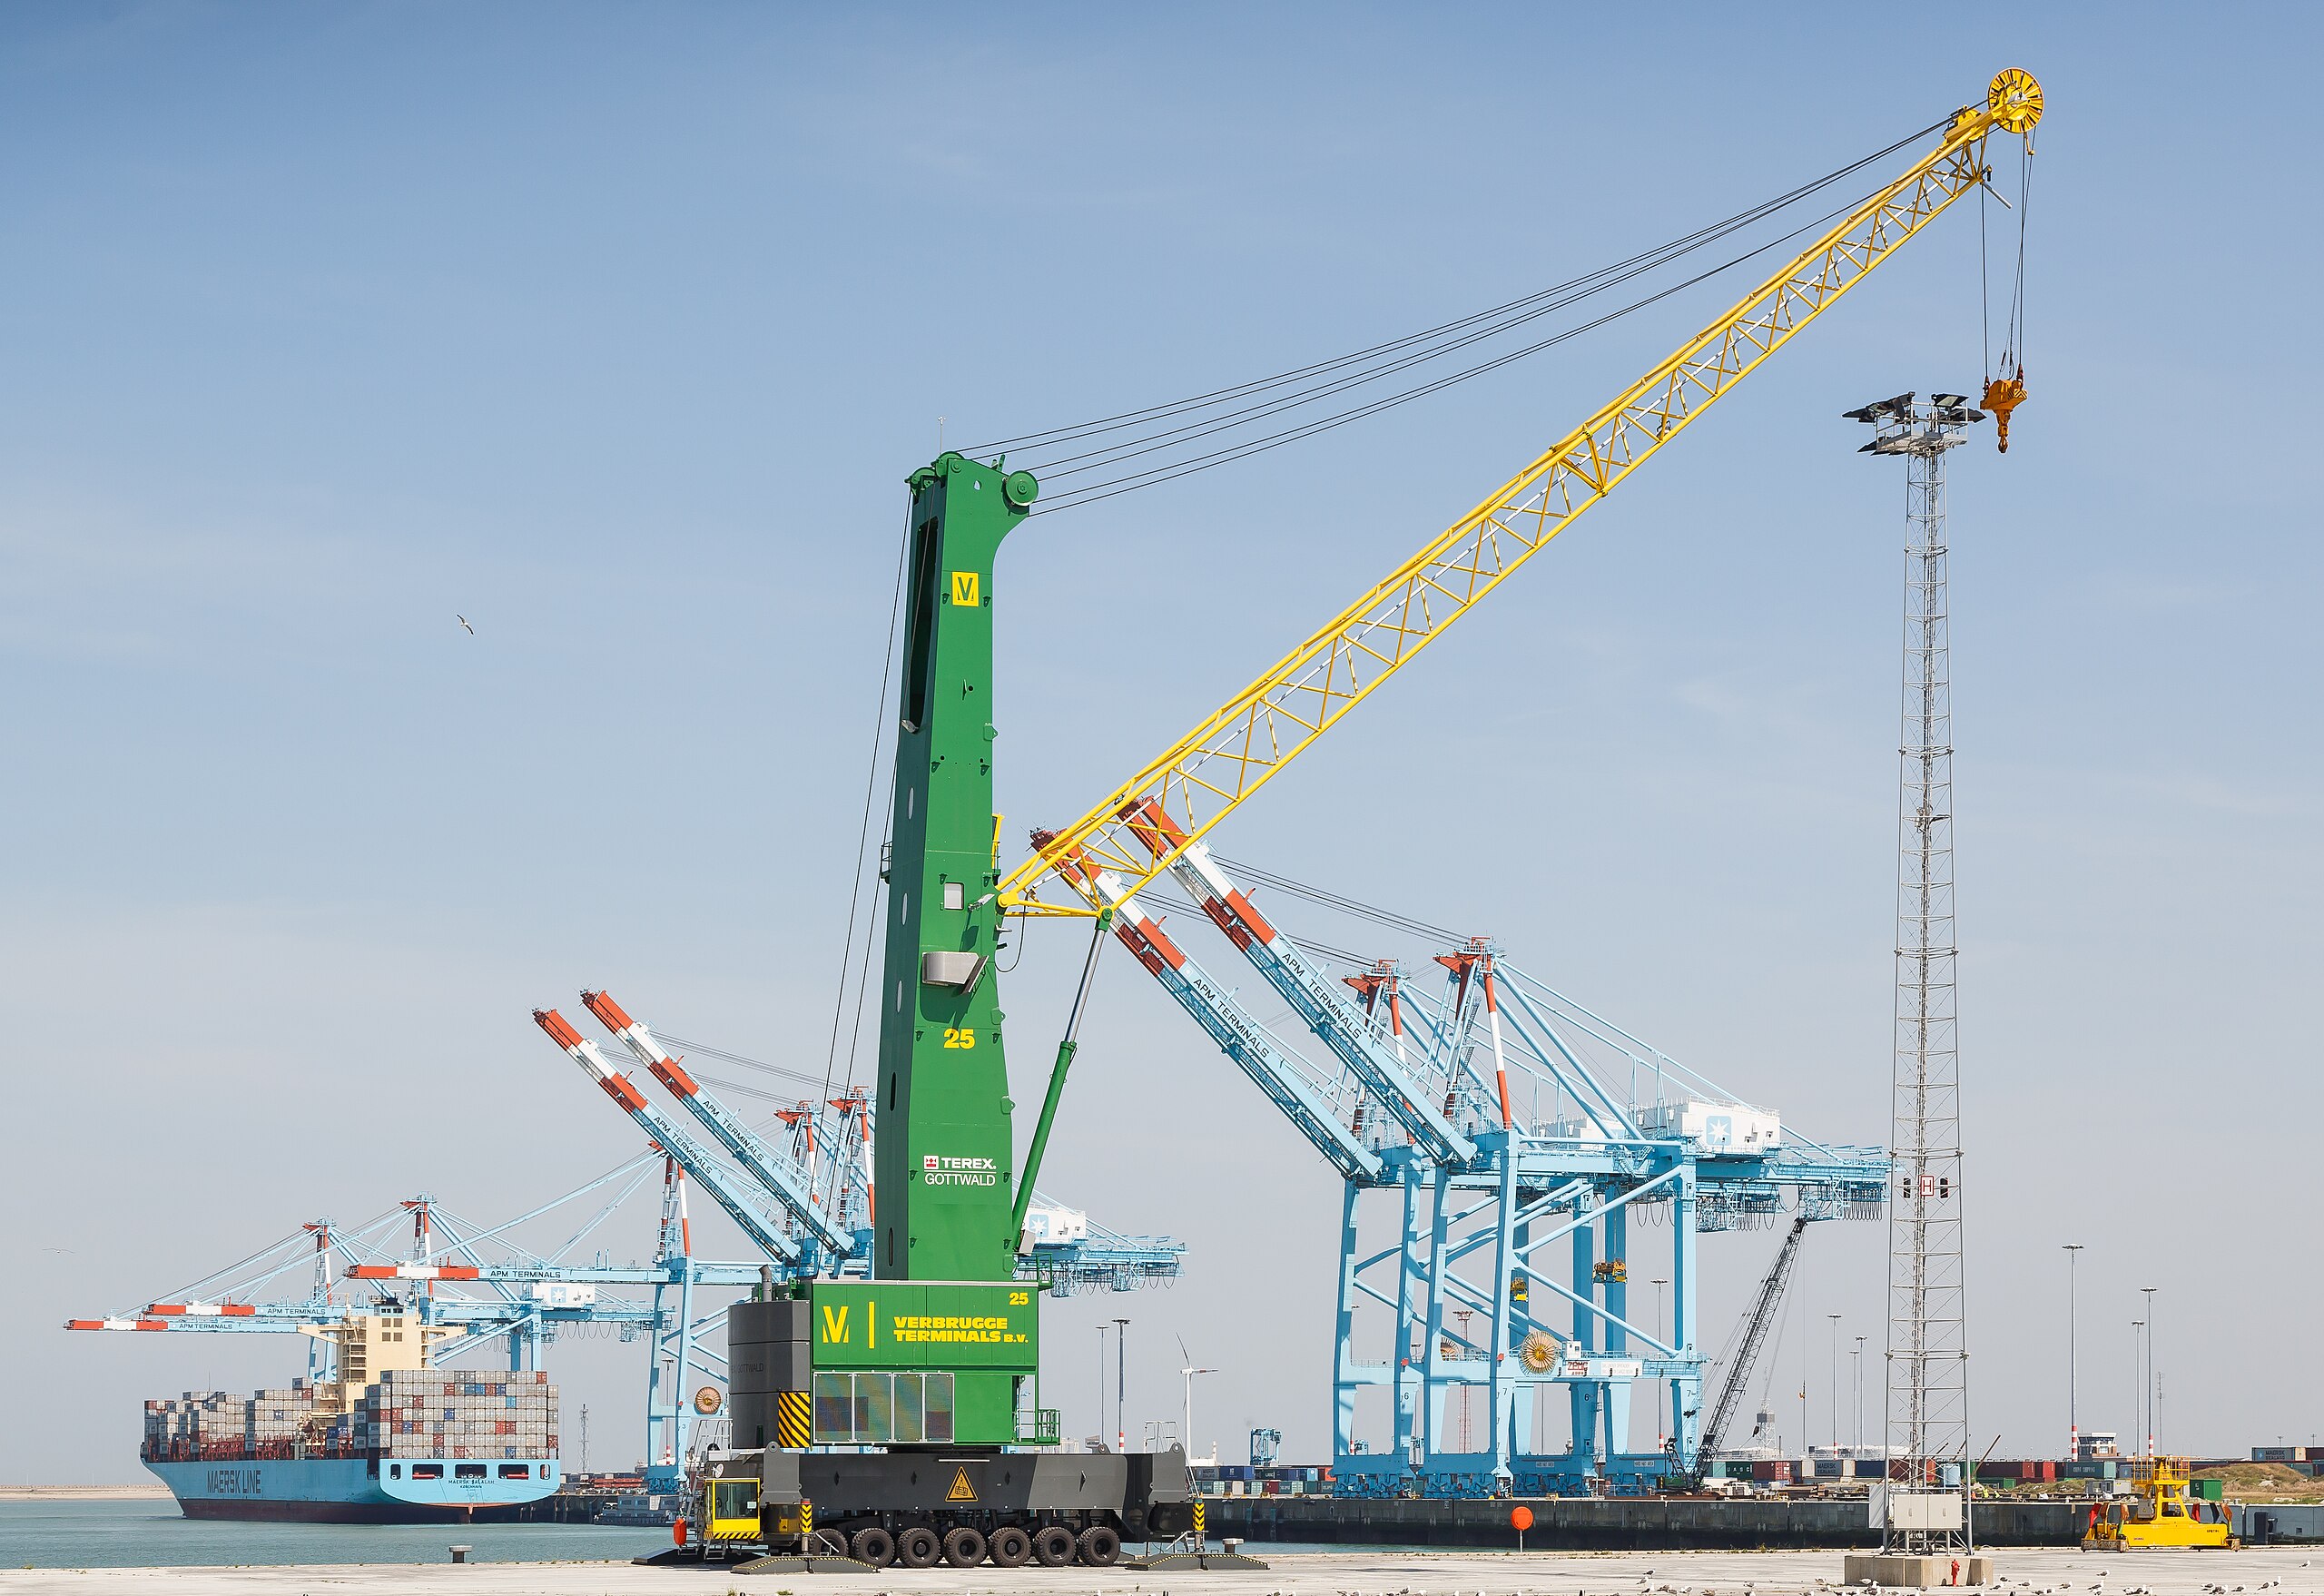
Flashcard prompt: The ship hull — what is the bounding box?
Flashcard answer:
[146,1456,560,1523]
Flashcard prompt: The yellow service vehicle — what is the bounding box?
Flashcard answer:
[2083,1457,2237,1551]
[690,1470,813,1559]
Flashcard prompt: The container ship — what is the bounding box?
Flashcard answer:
[141,1310,560,1522]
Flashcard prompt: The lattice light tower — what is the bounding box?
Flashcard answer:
[1848,390,1984,1556]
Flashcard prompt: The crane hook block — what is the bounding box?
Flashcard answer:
[1982,372,2027,453]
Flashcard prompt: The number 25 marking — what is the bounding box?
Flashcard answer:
[942,1028,977,1050]
[1009,1291,1029,1305]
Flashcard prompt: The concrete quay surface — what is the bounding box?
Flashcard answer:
[3,1548,2317,1596]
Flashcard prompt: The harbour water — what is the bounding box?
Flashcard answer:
[0,1499,657,1570]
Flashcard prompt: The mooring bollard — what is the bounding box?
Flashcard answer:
[448,1545,472,1564]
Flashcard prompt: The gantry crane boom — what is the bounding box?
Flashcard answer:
[531,1008,804,1265]
[579,990,855,1256]
[1001,71,2042,915]
[1050,848,1383,1180]
[1118,801,1475,1161]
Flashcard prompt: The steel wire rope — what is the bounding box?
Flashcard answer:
[815,523,911,1123]
[813,758,899,1217]
[963,117,1948,464]
[692,1069,809,1108]
[963,225,1736,460]
[1143,890,1376,969]
[153,1208,404,1305]
[1016,146,1936,488]
[1020,219,1817,476]
[994,899,1032,973]
[2006,133,2034,371]
[1210,853,1468,946]
[659,1033,828,1094]
[1978,174,1991,380]
[1029,182,1899,516]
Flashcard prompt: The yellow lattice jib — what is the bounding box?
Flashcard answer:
[999,73,2043,914]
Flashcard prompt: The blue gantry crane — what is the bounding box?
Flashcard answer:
[69,1155,753,1483]
[1055,819,1886,1496]
[79,992,1186,1494]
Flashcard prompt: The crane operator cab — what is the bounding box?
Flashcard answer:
[705,1475,763,1542]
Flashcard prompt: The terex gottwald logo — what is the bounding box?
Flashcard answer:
[922,1154,999,1187]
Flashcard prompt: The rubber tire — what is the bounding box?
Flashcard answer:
[1032,1524,1078,1567]
[804,1530,849,1558]
[988,1525,1033,1568]
[940,1526,987,1568]
[849,1526,896,1568]
[896,1525,942,1569]
[1078,1524,1121,1566]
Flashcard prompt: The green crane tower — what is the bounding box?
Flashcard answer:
[872,451,1039,1285]
[793,452,1052,1454]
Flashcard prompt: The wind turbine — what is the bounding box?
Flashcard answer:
[1177,1335,1217,1465]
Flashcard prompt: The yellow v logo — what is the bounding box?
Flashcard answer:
[819,1304,850,1343]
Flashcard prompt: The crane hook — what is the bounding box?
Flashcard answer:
[1981,368,2026,453]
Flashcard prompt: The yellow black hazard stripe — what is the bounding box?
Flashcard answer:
[776,1389,812,1448]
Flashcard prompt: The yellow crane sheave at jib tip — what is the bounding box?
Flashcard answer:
[1986,69,2042,133]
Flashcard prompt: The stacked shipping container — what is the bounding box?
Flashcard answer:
[358,1370,558,1460]
[142,1373,557,1464]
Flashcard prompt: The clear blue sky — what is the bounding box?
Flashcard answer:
[4,4,2318,1482]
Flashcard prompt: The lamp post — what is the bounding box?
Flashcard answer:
[2063,1245,2083,1461]
[2131,1320,2144,1460]
[1852,1336,1866,1452]
[1820,1314,1840,1458]
[1097,1324,1109,1451]
[1115,1317,1130,1455]
[2140,1287,2157,1456]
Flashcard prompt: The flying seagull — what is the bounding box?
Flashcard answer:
[457,615,473,634]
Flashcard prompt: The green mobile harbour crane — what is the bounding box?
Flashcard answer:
[685,68,2044,1565]
[694,456,1194,1571]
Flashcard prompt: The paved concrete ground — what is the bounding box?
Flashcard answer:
[2,1547,2314,1596]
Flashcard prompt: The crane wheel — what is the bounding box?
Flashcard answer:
[1031,1525,1078,1567]
[849,1527,895,1568]
[1077,1524,1121,1566]
[988,1525,1033,1568]
[895,1526,941,1569]
[940,1526,987,1567]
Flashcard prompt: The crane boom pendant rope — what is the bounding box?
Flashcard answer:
[1001,71,2043,920]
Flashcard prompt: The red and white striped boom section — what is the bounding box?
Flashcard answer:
[578,990,851,1256]
[1435,943,1514,1129]
[531,1008,802,1265]
[1117,798,1475,1162]
[1037,834,1381,1182]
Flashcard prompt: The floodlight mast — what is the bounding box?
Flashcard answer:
[1849,391,1981,1558]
